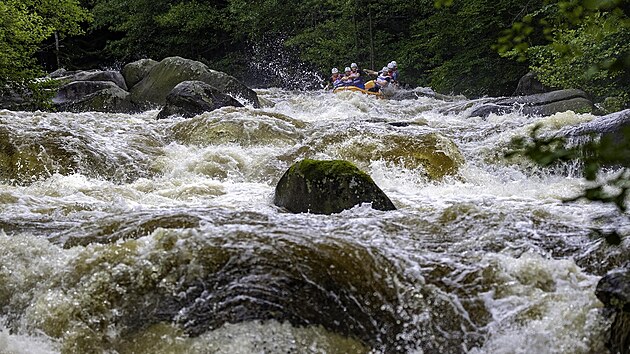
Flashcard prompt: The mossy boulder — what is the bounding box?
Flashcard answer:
[156,81,243,119]
[130,56,260,109]
[122,59,159,90]
[274,159,396,214]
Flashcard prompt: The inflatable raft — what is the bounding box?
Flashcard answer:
[333,80,383,98]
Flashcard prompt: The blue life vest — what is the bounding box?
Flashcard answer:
[352,76,364,89]
[392,71,399,82]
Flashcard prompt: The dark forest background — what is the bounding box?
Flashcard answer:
[1,0,629,104]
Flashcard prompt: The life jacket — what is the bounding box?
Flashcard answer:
[376,74,391,87]
[341,74,354,86]
[391,70,399,82]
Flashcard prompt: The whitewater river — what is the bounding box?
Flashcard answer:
[0,88,628,353]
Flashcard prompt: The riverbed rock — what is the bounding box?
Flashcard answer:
[274,159,396,214]
[53,81,137,113]
[596,268,630,354]
[130,56,260,109]
[156,80,243,119]
[121,59,159,90]
[513,71,555,96]
[0,88,29,111]
[470,89,594,118]
[56,70,128,91]
[553,109,630,166]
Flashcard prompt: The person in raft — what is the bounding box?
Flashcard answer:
[367,66,391,92]
[340,67,355,86]
[326,67,343,89]
[389,61,399,85]
[347,63,365,89]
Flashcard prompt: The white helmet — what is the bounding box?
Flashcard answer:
[381,66,389,73]
[332,68,339,74]
[387,62,395,70]
[351,63,358,68]
[390,61,397,67]
[344,67,351,72]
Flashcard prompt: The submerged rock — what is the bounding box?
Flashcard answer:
[121,59,159,90]
[294,123,464,181]
[470,89,594,118]
[156,81,243,119]
[172,108,304,146]
[596,268,630,354]
[130,56,260,109]
[274,159,396,214]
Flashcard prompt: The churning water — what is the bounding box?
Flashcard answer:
[0,88,627,353]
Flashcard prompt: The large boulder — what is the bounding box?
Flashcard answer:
[121,59,159,90]
[53,81,137,113]
[470,89,594,118]
[596,268,630,354]
[513,71,555,96]
[274,159,396,214]
[554,109,630,167]
[130,56,260,109]
[156,80,243,119]
[0,87,29,111]
[56,70,128,91]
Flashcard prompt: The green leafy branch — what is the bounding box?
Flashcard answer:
[507,124,630,211]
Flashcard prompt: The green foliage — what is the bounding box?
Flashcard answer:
[496,0,630,107]
[508,123,630,235]
[400,0,538,96]
[0,0,90,90]
[0,1,50,82]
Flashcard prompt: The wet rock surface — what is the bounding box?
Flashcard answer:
[596,268,630,354]
[274,159,396,214]
[470,89,594,117]
[156,81,243,119]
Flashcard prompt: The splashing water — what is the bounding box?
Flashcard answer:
[0,89,626,353]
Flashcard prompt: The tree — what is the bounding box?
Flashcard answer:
[401,0,543,96]
[0,0,91,84]
[496,0,630,107]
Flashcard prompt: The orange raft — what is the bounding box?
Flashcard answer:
[333,80,384,98]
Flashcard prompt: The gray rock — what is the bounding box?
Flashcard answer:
[121,59,159,90]
[596,268,630,354]
[0,88,28,110]
[53,81,137,113]
[130,56,260,109]
[597,268,630,311]
[156,81,243,119]
[557,109,630,137]
[513,71,555,96]
[469,89,594,118]
[554,109,630,167]
[274,159,396,214]
[57,70,128,91]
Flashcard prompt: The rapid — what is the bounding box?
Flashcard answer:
[0,88,627,353]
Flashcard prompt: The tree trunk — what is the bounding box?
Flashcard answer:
[368,4,374,69]
[54,31,60,69]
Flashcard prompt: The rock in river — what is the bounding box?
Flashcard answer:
[596,268,630,354]
[274,159,396,214]
[156,81,243,119]
[130,56,260,109]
